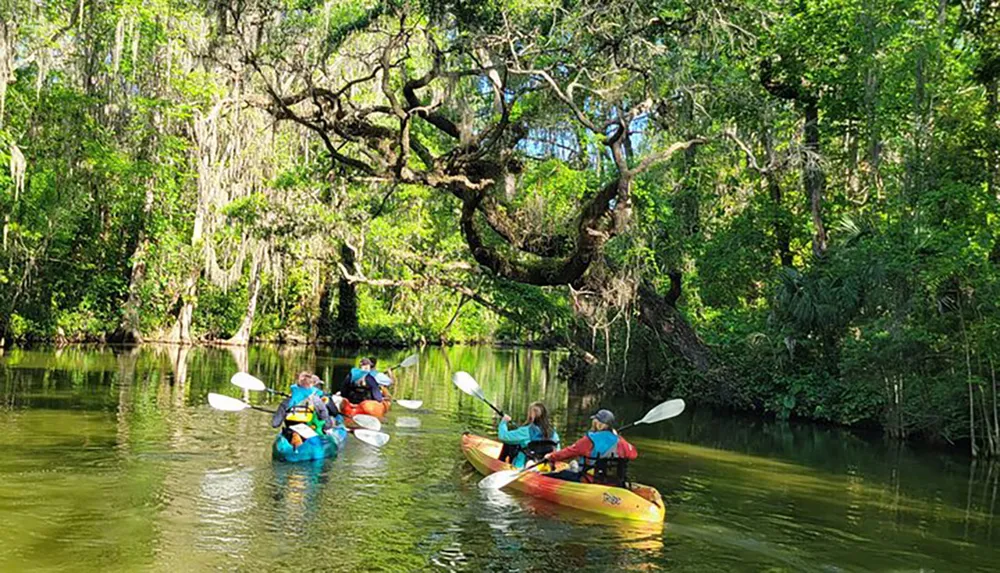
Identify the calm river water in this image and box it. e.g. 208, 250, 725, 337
0, 345, 997, 572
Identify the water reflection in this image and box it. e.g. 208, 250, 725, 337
0, 344, 997, 572
197, 467, 254, 552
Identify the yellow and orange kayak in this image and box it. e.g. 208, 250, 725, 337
461, 433, 666, 523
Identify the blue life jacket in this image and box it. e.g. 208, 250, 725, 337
350, 368, 380, 383
586, 430, 620, 459
289, 384, 321, 406
580, 430, 629, 487
284, 384, 325, 431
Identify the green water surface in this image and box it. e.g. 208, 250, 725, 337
0, 345, 996, 572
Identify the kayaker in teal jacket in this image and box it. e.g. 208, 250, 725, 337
497, 402, 560, 468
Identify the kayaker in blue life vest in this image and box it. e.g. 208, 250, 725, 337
338, 357, 385, 404
543, 408, 638, 487
271, 371, 332, 435
497, 402, 561, 469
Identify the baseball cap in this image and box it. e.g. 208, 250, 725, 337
590, 409, 615, 425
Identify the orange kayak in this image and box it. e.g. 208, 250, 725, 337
461, 433, 666, 523
340, 398, 391, 419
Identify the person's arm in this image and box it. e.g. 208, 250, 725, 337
311, 396, 330, 422
546, 435, 593, 462
497, 419, 531, 444
339, 375, 352, 396
617, 437, 638, 460
271, 398, 291, 428
369, 378, 384, 402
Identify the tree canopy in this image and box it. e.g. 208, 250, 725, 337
2, 0, 1000, 454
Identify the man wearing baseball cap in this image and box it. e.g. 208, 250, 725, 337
542, 408, 638, 487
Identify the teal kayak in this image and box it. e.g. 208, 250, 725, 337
272, 420, 349, 463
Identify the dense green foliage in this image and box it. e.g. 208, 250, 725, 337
1, 0, 999, 453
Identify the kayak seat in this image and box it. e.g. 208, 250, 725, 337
524, 439, 559, 462
588, 458, 630, 488
498, 439, 559, 465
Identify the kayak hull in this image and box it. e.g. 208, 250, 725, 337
461, 433, 666, 523
272, 425, 349, 463
341, 398, 391, 419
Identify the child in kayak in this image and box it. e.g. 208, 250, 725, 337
272, 371, 333, 443
543, 409, 637, 487
497, 402, 561, 468
338, 357, 385, 404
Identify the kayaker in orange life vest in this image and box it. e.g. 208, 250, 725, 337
543, 408, 637, 486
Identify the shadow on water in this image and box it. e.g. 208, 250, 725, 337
0, 344, 998, 572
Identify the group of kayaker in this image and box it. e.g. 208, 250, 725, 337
270, 360, 637, 489
270, 358, 393, 444
496, 403, 637, 487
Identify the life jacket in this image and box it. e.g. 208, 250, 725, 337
283, 385, 324, 433
578, 431, 629, 487
344, 368, 377, 403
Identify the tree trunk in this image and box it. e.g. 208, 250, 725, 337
316, 266, 336, 340
636, 282, 711, 372
224, 252, 262, 346
335, 242, 359, 340
164, 196, 205, 345
988, 78, 999, 200
803, 101, 828, 258
111, 181, 155, 344
764, 126, 793, 267
862, 0, 882, 197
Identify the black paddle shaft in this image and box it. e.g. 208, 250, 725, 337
484, 400, 505, 418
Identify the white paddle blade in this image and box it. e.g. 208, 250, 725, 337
374, 372, 393, 386
395, 416, 422, 428
353, 429, 390, 447
230, 372, 267, 392
395, 399, 423, 410
208, 393, 250, 412
399, 354, 419, 368
479, 469, 523, 490
638, 399, 686, 425
331, 393, 344, 410
351, 414, 382, 432
452, 372, 485, 400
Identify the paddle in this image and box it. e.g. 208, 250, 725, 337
207, 393, 390, 447
372, 374, 423, 409
616, 399, 686, 432
372, 354, 423, 409
451, 371, 504, 417
231, 372, 288, 397
353, 429, 391, 448
229, 373, 383, 432
208, 392, 275, 414
374, 354, 419, 386
478, 398, 687, 490
388, 353, 420, 372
